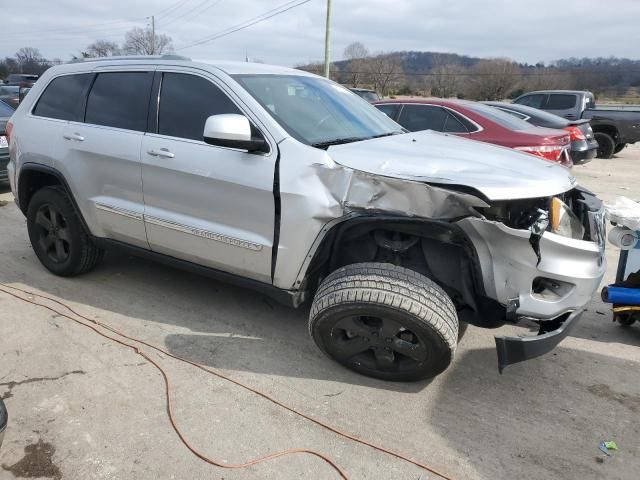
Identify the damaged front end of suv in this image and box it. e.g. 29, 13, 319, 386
462, 186, 606, 371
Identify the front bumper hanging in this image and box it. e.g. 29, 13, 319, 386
494, 309, 583, 373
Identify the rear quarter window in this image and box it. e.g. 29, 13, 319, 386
85, 71, 153, 131
545, 94, 577, 110
32, 74, 94, 121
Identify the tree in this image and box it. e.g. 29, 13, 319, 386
365, 54, 403, 96
14, 47, 48, 74
122, 27, 173, 55
87, 40, 121, 57
465, 59, 521, 100
343, 41, 369, 87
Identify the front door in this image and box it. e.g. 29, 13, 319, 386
140, 70, 276, 283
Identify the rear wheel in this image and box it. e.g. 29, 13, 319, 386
615, 313, 637, 327
27, 186, 103, 276
594, 132, 615, 159
613, 143, 627, 155
309, 263, 458, 381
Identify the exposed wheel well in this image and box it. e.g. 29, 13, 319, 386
301, 216, 505, 328
17, 167, 63, 215
591, 125, 619, 142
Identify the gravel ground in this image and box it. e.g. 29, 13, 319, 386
0, 145, 639, 480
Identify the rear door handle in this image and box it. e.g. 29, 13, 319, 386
63, 133, 85, 141
147, 148, 175, 159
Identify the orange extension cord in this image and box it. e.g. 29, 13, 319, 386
0, 282, 454, 480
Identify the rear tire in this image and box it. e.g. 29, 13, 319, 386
615, 313, 637, 327
309, 263, 458, 381
613, 143, 626, 155
594, 132, 615, 159
27, 186, 103, 276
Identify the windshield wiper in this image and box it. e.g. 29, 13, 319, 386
311, 137, 367, 149
311, 132, 403, 149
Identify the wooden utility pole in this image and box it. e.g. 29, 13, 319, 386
323, 0, 332, 78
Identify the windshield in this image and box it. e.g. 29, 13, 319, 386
465, 102, 537, 131
498, 103, 568, 127
233, 74, 402, 147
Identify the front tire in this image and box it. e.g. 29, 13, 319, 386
27, 186, 103, 276
309, 263, 458, 381
594, 132, 615, 159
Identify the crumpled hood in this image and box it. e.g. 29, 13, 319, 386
327, 130, 577, 201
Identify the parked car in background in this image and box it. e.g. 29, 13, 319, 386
0, 86, 20, 109
513, 90, 640, 158
7, 57, 607, 380
375, 99, 572, 167
4, 73, 38, 87
0, 397, 7, 449
349, 87, 381, 102
483, 101, 598, 164
0, 99, 14, 182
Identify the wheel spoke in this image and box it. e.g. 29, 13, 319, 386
380, 319, 402, 339
334, 336, 371, 357
40, 235, 54, 251
334, 316, 371, 338
392, 338, 427, 362
35, 210, 53, 230
57, 228, 71, 243
55, 239, 66, 259
373, 348, 396, 369
50, 207, 59, 227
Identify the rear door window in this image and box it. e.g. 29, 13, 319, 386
545, 94, 577, 110
85, 72, 153, 131
397, 104, 448, 132
158, 73, 241, 141
375, 104, 400, 120
514, 93, 546, 109
32, 73, 93, 121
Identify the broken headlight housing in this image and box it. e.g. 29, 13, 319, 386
550, 197, 585, 240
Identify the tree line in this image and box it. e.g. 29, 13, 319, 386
297, 42, 640, 101
3, 35, 639, 102
0, 27, 173, 80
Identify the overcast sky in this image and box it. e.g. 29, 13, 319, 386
4, 0, 640, 66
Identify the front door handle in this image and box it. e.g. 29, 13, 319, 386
63, 133, 85, 141
147, 148, 175, 159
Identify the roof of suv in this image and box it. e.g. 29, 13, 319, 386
63, 55, 310, 76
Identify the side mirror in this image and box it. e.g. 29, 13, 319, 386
203, 114, 269, 153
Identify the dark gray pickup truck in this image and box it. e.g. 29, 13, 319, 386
513, 90, 640, 158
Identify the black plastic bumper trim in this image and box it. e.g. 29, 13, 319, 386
495, 309, 583, 373
0, 398, 7, 449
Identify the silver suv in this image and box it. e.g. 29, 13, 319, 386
7, 56, 606, 381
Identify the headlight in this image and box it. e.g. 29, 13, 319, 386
550, 197, 585, 240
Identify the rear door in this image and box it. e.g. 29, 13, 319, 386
396, 104, 448, 132
58, 69, 153, 249
140, 69, 276, 283
543, 93, 579, 120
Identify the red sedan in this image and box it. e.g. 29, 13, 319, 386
374, 99, 573, 167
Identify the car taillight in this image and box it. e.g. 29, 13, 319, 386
563, 126, 586, 141
515, 145, 565, 162
5, 121, 12, 146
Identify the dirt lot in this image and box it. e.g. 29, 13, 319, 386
1, 146, 639, 480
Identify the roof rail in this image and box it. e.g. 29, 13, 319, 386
67, 54, 191, 64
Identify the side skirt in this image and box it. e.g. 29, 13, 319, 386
92, 238, 305, 308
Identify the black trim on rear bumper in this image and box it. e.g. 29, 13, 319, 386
494, 309, 583, 373
571, 147, 597, 165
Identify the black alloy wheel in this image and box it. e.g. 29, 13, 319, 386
33, 203, 72, 264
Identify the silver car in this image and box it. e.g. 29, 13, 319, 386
7, 56, 606, 381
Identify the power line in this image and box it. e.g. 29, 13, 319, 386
162, 0, 214, 28
154, 0, 196, 20
175, 0, 313, 51
333, 70, 640, 77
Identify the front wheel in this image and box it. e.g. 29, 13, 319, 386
594, 132, 615, 159
309, 263, 459, 381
